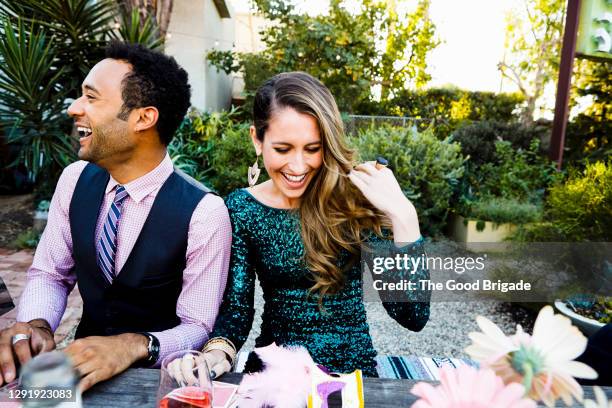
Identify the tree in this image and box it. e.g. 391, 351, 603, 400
565, 59, 611, 164
498, 0, 565, 125
379, 0, 438, 100
206, 0, 438, 113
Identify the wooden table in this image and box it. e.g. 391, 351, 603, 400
83, 368, 611, 407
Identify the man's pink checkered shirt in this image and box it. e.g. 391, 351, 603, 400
17, 154, 232, 365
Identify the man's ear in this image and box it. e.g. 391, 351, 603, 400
133, 106, 159, 133
250, 125, 262, 156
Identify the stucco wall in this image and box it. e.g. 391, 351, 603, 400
165, 0, 234, 111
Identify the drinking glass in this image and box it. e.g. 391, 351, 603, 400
19, 350, 81, 408
157, 350, 213, 408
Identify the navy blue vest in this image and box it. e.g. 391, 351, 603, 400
69, 163, 208, 338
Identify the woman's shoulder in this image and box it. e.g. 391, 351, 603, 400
224, 188, 255, 215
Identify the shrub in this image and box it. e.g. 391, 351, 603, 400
169, 108, 244, 188
0, 18, 76, 188
546, 161, 611, 241
208, 123, 269, 196
457, 138, 558, 220
351, 125, 466, 236
479, 140, 558, 202
467, 197, 542, 225
452, 120, 549, 166
564, 113, 611, 166
168, 107, 267, 197
357, 89, 525, 138
513, 160, 612, 241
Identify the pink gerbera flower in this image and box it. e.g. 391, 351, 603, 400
411, 365, 536, 408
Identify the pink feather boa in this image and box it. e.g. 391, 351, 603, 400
236, 343, 315, 408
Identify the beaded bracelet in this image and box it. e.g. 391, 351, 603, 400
202, 337, 237, 368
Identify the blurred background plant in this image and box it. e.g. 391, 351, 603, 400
0, 18, 75, 196
0, 0, 166, 197
452, 123, 558, 225
351, 124, 465, 236
513, 160, 612, 242
168, 107, 265, 196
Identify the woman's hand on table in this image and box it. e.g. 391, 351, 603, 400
202, 349, 232, 380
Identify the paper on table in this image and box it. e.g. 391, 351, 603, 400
212, 381, 238, 408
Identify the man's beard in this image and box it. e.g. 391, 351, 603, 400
78, 121, 130, 164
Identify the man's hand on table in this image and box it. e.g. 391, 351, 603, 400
0, 319, 56, 385
64, 333, 148, 392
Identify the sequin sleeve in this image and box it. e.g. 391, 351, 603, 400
209, 192, 256, 351
367, 234, 431, 331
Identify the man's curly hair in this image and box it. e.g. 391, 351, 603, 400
104, 41, 191, 145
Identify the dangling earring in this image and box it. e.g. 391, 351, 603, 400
248, 155, 261, 187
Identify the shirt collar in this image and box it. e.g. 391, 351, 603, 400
105, 153, 174, 203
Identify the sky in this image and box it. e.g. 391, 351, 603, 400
228, 0, 521, 93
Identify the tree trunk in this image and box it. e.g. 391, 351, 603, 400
118, 0, 173, 38
156, 0, 173, 39
522, 95, 536, 126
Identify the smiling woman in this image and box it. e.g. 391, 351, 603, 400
198, 72, 429, 382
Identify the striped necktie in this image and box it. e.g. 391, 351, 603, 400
97, 185, 129, 284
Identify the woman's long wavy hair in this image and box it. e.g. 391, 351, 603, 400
253, 72, 390, 298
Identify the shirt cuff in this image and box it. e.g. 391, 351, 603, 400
150, 324, 210, 367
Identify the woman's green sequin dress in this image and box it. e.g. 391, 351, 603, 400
210, 189, 430, 377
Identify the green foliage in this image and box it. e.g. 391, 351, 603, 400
454, 123, 558, 225
351, 125, 465, 236
0, 18, 76, 185
499, 0, 565, 124
514, 161, 612, 241
208, 125, 269, 197
0, 0, 118, 97
169, 109, 240, 184
206, 0, 438, 113
479, 139, 557, 201
565, 60, 611, 166
109, 8, 164, 50
546, 161, 611, 241
360, 88, 524, 138
168, 108, 262, 196
452, 120, 548, 166
11, 228, 41, 250
468, 197, 542, 225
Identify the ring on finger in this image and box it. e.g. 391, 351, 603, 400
12, 333, 30, 345
375, 156, 388, 170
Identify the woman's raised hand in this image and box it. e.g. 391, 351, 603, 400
348, 161, 421, 242
348, 161, 411, 217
